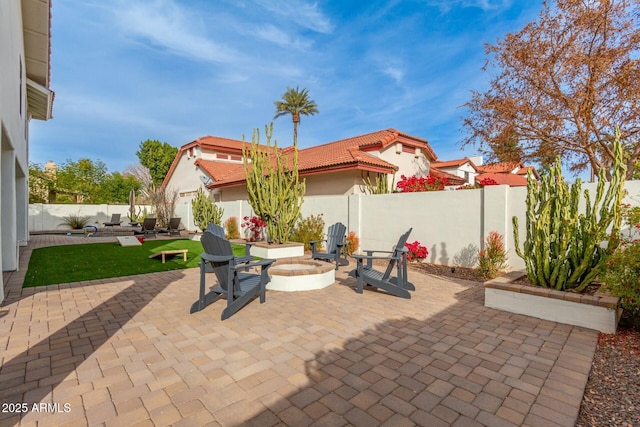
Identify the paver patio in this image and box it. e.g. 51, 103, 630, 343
0, 235, 598, 426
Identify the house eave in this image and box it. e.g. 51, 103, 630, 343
26, 77, 53, 120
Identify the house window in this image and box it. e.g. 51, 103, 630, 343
402, 145, 415, 154
464, 171, 470, 181
19, 58, 23, 117
230, 155, 242, 162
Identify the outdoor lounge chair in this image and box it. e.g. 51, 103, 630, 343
103, 213, 122, 227
190, 232, 275, 320
167, 217, 182, 236
349, 228, 415, 299
206, 223, 254, 264
139, 217, 157, 238
310, 222, 348, 270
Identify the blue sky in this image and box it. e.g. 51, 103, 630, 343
30, 0, 543, 174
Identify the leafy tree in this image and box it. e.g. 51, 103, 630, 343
274, 86, 319, 147
97, 172, 142, 204
55, 158, 109, 203
136, 139, 178, 186
462, 0, 640, 179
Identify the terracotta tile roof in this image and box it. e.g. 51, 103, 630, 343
429, 168, 467, 185
164, 128, 439, 189
476, 172, 528, 187
476, 161, 523, 174
431, 158, 478, 170
194, 160, 244, 182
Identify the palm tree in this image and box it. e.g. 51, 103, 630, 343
273, 86, 319, 147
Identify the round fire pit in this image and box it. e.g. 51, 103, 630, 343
267, 260, 335, 291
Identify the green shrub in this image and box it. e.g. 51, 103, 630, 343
602, 241, 640, 320
225, 216, 240, 239
60, 213, 90, 229
290, 214, 325, 251
478, 231, 508, 279
602, 203, 640, 322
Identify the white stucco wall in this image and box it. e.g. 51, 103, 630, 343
1, 0, 31, 302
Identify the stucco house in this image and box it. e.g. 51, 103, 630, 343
0, 0, 54, 302
163, 128, 453, 203
431, 157, 539, 187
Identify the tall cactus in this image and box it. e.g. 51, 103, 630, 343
513, 129, 626, 291
192, 187, 223, 231
242, 123, 305, 244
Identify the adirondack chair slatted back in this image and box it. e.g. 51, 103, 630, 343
326, 222, 347, 255
382, 228, 412, 279
201, 232, 236, 293
206, 223, 225, 238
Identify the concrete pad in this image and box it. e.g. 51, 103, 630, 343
116, 236, 142, 246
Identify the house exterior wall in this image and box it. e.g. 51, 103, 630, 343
1, 0, 30, 302
437, 163, 478, 185
376, 144, 430, 182
169, 152, 208, 204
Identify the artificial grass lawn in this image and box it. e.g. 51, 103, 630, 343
24, 239, 247, 287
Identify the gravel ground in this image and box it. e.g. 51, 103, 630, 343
411, 263, 640, 427
576, 316, 640, 427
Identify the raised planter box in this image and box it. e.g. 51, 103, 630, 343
484, 271, 622, 334
250, 242, 305, 259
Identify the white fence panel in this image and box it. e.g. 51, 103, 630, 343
28, 180, 640, 271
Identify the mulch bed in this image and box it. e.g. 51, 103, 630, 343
409, 263, 640, 427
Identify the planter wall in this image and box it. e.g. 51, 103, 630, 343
484, 272, 622, 334
250, 242, 305, 259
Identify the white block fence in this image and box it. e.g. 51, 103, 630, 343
29, 180, 640, 271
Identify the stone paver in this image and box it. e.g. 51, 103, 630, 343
0, 235, 598, 426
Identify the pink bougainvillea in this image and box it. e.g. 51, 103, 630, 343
396, 174, 450, 192
405, 241, 429, 262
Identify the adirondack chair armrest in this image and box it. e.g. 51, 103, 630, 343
309, 239, 327, 252
231, 258, 275, 271
240, 241, 255, 256
352, 254, 401, 261
201, 253, 234, 263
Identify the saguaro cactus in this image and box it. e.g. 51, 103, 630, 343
242, 123, 305, 244
192, 187, 223, 231
513, 130, 626, 291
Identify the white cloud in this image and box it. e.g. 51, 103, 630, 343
254, 24, 312, 50
426, 0, 512, 13
114, 0, 240, 63
254, 0, 334, 33
382, 66, 404, 84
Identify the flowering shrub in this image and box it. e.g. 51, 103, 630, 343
241, 215, 266, 242
602, 242, 640, 319
478, 231, 508, 279
396, 174, 449, 192
345, 231, 359, 255
290, 214, 325, 250
602, 203, 640, 321
224, 216, 240, 239
405, 241, 428, 262
456, 177, 500, 190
